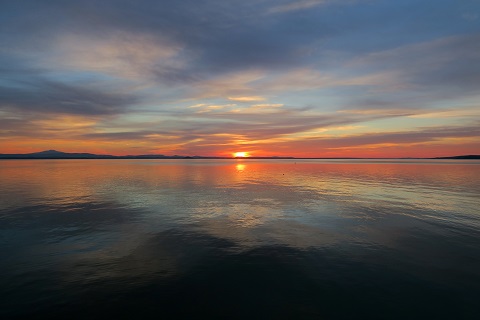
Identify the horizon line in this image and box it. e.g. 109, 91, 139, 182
0, 150, 479, 160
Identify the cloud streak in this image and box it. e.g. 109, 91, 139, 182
268, 0, 328, 14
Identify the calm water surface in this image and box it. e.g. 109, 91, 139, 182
1, 159, 480, 319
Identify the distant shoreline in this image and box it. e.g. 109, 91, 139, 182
0, 150, 479, 160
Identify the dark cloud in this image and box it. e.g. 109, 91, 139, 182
0, 0, 334, 77
368, 34, 480, 93
151, 66, 201, 86
0, 78, 139, 115
338, 33, 480, 111
2, 0, 478, 85
0, 52, 140, 115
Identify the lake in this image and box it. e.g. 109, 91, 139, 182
1, 159, 479, 319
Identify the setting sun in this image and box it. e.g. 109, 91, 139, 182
233, 152, 249, 158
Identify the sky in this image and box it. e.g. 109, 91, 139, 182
1, 0, 479, 157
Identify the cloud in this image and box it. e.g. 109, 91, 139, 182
350, 34, 480, 100
0, 111, 102, 141
407, 107, 480, 119
268, 0, 328, 14
223, 124, 480, 157
227, 96, 266, 102
228, 103, 284, 114
250, 104, 284, 108
51, 32, 186, 83
192, 104, 237, 113
324, 125, 480, 148
190, 69, 266, 99
0, 78, 139, 116
187, 67, 400, 103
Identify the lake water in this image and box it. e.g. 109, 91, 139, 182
1, 159, 480, 319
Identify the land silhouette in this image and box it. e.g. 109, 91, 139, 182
0, 150, 478, 160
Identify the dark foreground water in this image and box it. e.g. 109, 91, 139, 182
1, 159, 480, 319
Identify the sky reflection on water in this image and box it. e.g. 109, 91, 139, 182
1, 159, 480, 318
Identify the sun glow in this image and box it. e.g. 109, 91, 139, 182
233, 152, 249, 158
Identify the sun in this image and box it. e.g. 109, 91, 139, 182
233, 152, 249, 158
